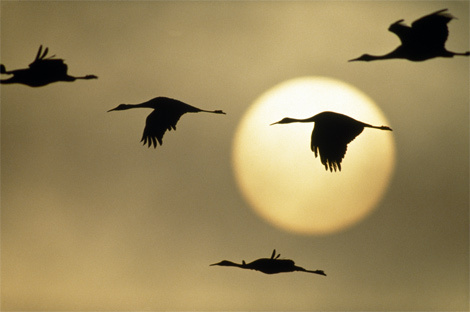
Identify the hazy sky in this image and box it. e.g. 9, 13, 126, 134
1, 1, 468, 311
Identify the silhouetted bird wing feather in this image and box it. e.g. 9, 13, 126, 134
140, 98, 206, 148
141, 108, 184, 148
311, 119, 364, 172
28, 46, 68, 76
411, 9, 453, 48
389, 9, 452, 49
388, 19, 413, 45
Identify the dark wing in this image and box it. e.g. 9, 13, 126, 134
28, 46, 68, 75
388, 9, 452, 48
388, 19, 413, 45
411, 9, 453, 48
310, 117, 364, 172
270, 249, 276, 259
31, 45, 49, 64
140, 107, 186, 148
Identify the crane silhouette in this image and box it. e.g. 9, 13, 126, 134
108, 96, 226, 148
349, 9, 470, 62
0, 45, 97, 87
270, 111, 392, 172
210, 249, 326, 276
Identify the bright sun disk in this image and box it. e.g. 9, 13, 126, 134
232, 76, 396, 235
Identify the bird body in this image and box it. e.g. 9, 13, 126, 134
0, 45, 97, 86
108, 96, 225, 148
349, 9, 470, 62
271, 111, 392, 172
211, 249, 326, 276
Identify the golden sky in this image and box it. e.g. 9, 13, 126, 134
1, 1, 468, 311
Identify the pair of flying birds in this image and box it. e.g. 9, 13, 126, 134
2, 8, 467, 86
2, 9, 468, 173
108, 97, 390, 172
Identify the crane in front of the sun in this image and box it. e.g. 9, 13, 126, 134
270, 111, 392, 172
349, 8, 470, 62
108, 96, 226, 148
0, 45, 98, 87
210, 249, 326, 276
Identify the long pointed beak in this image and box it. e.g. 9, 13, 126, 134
270, 121, 280, 126
107, 107, 117, 112
348, 57, 360, 62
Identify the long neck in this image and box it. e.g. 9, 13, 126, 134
303, 269, 327, 276
283, 116, 317, 124
293, 265, 326, 275
197, 109, 225, 114
354, 47, 404, 62
363, 124, 392, 131
65, 74, 97, 81
231, 261, 246, 268
447, 50, 470, 57
122, 101, 157, 110
220, 261, 246, 269
366, 48, 404, 61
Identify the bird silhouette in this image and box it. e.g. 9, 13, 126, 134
108, 96, 226, 148
210, 249, 326, 276
349, 9, 470, 62
270, 111, 392, 172
0, 45, 97, 87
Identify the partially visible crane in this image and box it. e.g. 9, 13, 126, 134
1, 45, 97, 86
349, 9, 470, 62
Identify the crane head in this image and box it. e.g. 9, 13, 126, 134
380, 125, 393, 131
314, 270, 327, 276
210, 260, 244, 268
107, 104, 130, 112
270, 117, 293, 125
210, 260, 232, 267
348, 54, 375, 62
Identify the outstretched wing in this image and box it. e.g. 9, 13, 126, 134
388, 19, 413, 45
388, 9, 452, 48
310, 117, 364, 172
28, 45, 68, 75
140, 106, 186, 148
411, 9, 453, 48
270, 249, 281, 259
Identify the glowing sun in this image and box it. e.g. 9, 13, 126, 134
232, 77, 396, 235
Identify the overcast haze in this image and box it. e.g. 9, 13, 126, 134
1, 1, 469, 311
